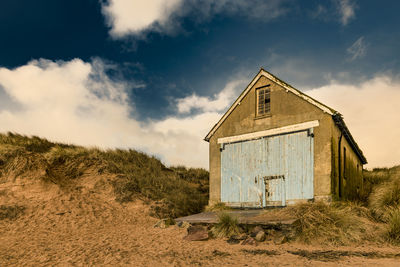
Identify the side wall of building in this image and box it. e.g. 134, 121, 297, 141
209, 75, 333, 205
330, 124, 363, 200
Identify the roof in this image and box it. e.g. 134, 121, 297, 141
333, 113, 367, 164
204, 68, 367, 164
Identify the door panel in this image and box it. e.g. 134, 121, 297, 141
221, 139, 264, 207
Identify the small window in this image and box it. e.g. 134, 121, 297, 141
256, 86, 270, 116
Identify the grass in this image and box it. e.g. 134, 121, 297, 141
359, 168, 393, 203
387, 209, 400, 244
286, 201, 381, 245
211, 212, 241, 238
0, 132, 74, 153
0, 132, 209, 219
284, 167, 400, 245
368, 167, 400, 222
3, 132, 400, 246
205, 202, 232, 212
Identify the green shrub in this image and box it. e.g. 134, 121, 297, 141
211, 212, 241, 238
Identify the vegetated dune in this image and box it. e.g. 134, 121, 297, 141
0, 132, 400, 266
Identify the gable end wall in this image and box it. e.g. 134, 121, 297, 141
209, 75, 334, 204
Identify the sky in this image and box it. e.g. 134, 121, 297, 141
0, 0, 399, 169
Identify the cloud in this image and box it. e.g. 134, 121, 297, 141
177, 79, 246, 114
101, 0, 184, 37
310, 5, 328, 20
101, 0, 290, 38
347, 36, 366, 61
335, 0, 356, 25
0, 58, 227, 168
307, 75, 400, 168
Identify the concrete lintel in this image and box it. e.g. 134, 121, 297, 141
217, 120, 319, 144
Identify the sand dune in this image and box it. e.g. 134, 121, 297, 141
1, 171, 399, 266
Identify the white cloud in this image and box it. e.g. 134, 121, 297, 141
177, 79, 246, 114
0, 58, 232, 168
102, 0, 183, 37
307, 75, 400, 168
347, 36, 366, 61
101, 0, 290, 38
336, 0, 356, 25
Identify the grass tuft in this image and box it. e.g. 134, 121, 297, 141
287, 202, 380, 245
369, 171, 400, 222
211, 212, 241, 238
205, 202, 231, 212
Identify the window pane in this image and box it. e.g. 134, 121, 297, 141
257, 88, 271, 116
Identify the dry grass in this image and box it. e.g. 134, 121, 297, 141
3, 132, 400, 247
205, 202, 232, 212
0, 132, 209, 219
359, 168, 393, 203
286, 202, 383, 245
368, 168, 400, 222
211, 212, 241, 238
387, 209, 400, 244
285, 167, 400, 245
0, 132, 74, 153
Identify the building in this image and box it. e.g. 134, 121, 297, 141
204, 68, 367, 207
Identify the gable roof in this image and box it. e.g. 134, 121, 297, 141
204, 68, 336, 141
204, 68, 367, 164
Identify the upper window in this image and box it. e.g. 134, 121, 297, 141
256, 86, 271, 116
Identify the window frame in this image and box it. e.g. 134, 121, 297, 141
255, 84, 271, 118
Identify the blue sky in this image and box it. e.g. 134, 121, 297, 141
0, 0, 399, 168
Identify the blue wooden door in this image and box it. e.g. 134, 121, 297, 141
220, 130, 314, 207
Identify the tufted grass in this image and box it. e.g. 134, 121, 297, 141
211, 212, 241, 238
0, 132, 209, 219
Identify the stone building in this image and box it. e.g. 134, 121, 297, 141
204, 69, 367, 207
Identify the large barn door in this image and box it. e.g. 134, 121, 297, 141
220, 129, 314, 208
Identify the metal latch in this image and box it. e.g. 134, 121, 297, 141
263, 175, 285, 183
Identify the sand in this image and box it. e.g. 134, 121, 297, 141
1, 174, 399, 266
